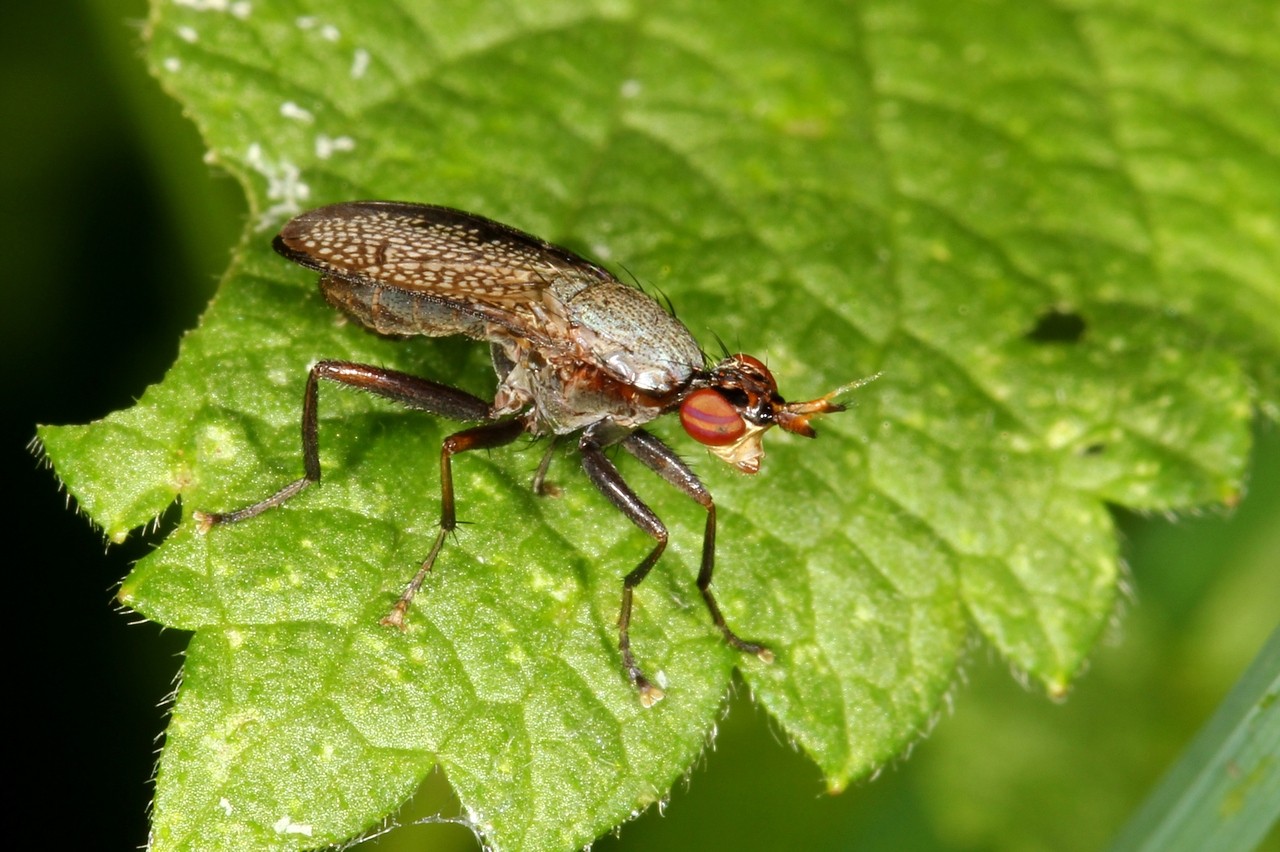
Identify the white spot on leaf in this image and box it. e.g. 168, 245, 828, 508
172, 0, 249, 14
173, 0, 229, 10
245, 143, 310, 230
314, 134, 356, 159
279, 101, 315, 124
272, 816, 313, 837
351, 47, 370, 79
294, 15, 338, 40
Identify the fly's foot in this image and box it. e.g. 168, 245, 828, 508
636, 677, 665, 708
621, 635, 665, 707
380, 601, 411, 631
721, 628, 774, 664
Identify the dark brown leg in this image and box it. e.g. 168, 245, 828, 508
579, 431, 669, 706
580, 427, 773, 706
195, 360, 492, 531
196, 359, 528, 629
621, 431, 772, 663
381, 417, 527, 629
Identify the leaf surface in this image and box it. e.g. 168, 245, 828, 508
38, 0, 1277, 849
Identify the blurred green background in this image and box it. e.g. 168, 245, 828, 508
7, 2, 1275, 850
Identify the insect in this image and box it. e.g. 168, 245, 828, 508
196, 201, 863, 706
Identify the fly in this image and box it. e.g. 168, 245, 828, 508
195, 201, 868, 706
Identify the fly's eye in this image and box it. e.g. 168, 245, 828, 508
680, 388, 747, 446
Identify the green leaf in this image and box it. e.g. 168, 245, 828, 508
36, 1, 1277, 850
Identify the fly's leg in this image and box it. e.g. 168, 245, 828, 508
530, 434, 563, 497
194, 360, 493, 532
579, 431, 670, 707
381, 417, 527, 629
196, 360, 526, 628
621, 431, 773, 663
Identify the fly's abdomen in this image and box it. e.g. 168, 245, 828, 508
321, 275, 486, 339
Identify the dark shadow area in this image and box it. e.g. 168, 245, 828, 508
4, 3, 240, 847
1026, 307, 1087, 344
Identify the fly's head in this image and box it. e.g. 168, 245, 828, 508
678, 354, 871, 474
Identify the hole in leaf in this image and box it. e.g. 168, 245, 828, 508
1027, 308, 1086, 343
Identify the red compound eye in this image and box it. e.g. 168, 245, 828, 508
680, 388, 746, 446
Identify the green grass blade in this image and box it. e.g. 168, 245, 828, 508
1110, 627, 1280, 852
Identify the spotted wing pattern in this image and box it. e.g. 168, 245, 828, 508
274, 201, 615, 347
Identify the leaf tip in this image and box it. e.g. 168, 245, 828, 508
116, 580, 139, 609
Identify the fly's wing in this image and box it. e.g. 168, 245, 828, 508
273, 201, 615, 349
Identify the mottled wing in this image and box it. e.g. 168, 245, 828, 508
273, 201, 615, 347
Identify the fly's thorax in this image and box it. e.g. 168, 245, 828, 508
554, 276, 704, 394
504, 350, 673, 436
